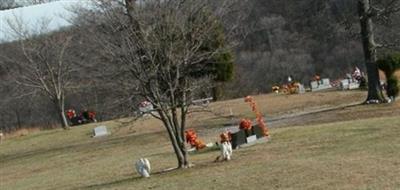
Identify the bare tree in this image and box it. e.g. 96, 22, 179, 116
2, 19, 78, 129
74, 0, 241, 168
357, 0, 400, 102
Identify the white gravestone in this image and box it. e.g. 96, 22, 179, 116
135, 158, 151, 177
220, 142, 233, 161
93, 126, 108, 137
139, 101, 154, 114
298, 84, 306, 94
348, 82, 360, 90
340, 79, 349, 90
311, 78, 332, 91
310, 81, 319, 90
246, 135, 257, 144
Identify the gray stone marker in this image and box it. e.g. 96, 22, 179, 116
340, 79, 360, 90
348, 82, 360, 90
311, 78, 332, 92
246, 135, 257, 143
340, 79, 349, 90
93, 126, 109, 137
298, 84, 306, 94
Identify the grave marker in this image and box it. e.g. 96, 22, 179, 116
246, 135, 257, 143
93, 126, 109, 137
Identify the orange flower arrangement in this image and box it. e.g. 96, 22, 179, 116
244, 96, 269, 137
239, 119, 252, 131
185, 129, 206, 150
220, 131, 232, 143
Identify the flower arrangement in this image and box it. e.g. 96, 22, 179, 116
220, 131, 232, 143
244, 96, 269, 137
239, 119, 252, 131
185, 129, 206, 150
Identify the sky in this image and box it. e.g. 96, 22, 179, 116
0, 0, 83, 42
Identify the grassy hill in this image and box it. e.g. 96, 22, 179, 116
0, 91, 399, 190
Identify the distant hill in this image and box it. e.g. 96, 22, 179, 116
0, 0, 81, 42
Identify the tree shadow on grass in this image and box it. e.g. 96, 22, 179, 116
79, 168, 181, 190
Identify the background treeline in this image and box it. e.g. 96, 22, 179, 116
0, 0, 399, 132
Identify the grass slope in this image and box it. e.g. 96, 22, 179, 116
0, 91, 399, 190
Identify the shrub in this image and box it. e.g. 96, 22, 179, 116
378, 53, 400, 99
387, 77, 399, 98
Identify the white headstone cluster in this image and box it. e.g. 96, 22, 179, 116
311, 78, 333, 92
135, 158, 151, 178
340, 79, 360, 90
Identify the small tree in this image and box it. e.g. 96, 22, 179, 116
2, 19, 77, 129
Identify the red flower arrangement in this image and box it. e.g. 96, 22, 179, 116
185, 129, 206, 150
220, 131, 232, 143
239, 119, 252, 131
244, 96, 270, 137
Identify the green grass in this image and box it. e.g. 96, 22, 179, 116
1, 115, 399, 190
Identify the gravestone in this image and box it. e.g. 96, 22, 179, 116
246, 135, 257, 144
340, 79, 350, 90
139, 101, 154, 114
310, 81, 318, 90
311, 78, 332, 91
231, 130, 246, 149
93, 126, 108, 137
251, 125, 264, 138
321, 78, 330, 85
349, 82, 360, 90
298, 84, 306, 94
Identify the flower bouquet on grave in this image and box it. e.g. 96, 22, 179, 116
185, 129, 206, 150
239, 118, 253, 137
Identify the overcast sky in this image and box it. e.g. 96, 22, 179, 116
0, 0, 82, 42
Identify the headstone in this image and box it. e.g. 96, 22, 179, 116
298, 84, 306, 94
139, 101, 153, 114
340, 79, 349, 90
310, 81, 318, 90
135, 158, 151, 178
231, 130, 246, 149
321, 78, 330, 85
93, 126, 108, 137
312, 78, 332, 91
246, 135, 257, 144
349, 82, 360, 90
251, 125, 264, 138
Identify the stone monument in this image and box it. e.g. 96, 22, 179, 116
135, 158, 151, 178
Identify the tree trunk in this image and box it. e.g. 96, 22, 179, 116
212, 84, 223, 101
54, 98, 69, 129
14, 109, 22, 129
159, 110, 189, 169
358, 0, 385, 102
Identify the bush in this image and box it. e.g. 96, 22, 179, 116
387, 77, 399, 98
378, 53, 400, 100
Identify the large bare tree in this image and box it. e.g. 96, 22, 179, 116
357, 0, 400, 102
74, 0, 241, 168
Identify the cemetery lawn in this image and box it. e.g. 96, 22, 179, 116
1, 91, 400, 190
